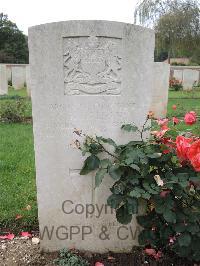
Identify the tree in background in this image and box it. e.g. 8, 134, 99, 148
134, 0, 200, 64
0, 13, 28, 63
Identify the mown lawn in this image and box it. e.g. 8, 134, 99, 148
167, 90, 200, 135
0, 89, 199, 232
0, 88, 37, 232
0, 123, 37, 232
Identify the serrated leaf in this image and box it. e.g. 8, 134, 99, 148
100, 159, 111, 168
95, 168, 107, 187
80, 155, 100, 175
126, 198, 138, 214
97, 136, 117, 147
130, 190, 141, 198
142, 192, 151, 199
107, 194, 123, 209
108, 165, 123, 180
116, 205, 132, 224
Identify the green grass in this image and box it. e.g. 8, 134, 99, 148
8, 86, 28, 98
169, 89, 200, 99
167, 95, 200, 136
0, 123, 37, 232
0, 90, 199, 232
0, 87, 32, 118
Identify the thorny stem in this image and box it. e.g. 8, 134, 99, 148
139, 117, 150, 142
98, 143, 119, 161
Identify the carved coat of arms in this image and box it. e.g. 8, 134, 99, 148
63, 36, 122, 95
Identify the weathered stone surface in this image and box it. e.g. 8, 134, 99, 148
183, 69, 200, 90
11, 66, 26, 90
0, 64, 8, 95
151, 62, 170, 118
29, 20, 155, 252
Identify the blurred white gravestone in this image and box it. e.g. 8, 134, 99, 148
183, 69, 200, 90
0, 64, 8, 95
173, 69, 183, 81
151, 62, 170, 118
12, 65, 26, 90
6, 65, 12, 83
29, 20, 155, 252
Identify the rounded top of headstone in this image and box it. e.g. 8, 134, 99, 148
28, 20, 154, 35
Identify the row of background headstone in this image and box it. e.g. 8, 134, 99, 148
171, 66, 200, 90
0, 63, 199, 118
0, 64, 31, 96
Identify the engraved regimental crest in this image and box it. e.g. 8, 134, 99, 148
63, 36, 122, 95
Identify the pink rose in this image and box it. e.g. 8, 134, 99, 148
176, 136, 193, 162
157, 118, 169, 127
184, 111, 197, 125
160, 190, 171, 198
188, 140, 200, 172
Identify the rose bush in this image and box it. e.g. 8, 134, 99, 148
77, 109, 200, 262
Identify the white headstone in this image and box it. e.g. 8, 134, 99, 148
183, 69, 199, 90
151, 62, 170, 118
0, 64, 8, 95
29, 20, 155, 252
26, 65, 31, 97
12, 66, 26, 90
173, 69, 183, 81
6, 65, 12, 83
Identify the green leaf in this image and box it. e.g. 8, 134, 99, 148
178, 233, 192, 247
189, 176, 200, 182
96, 136, 117, 147
177, 173, 189, 181
100, 159, 111, 168
107, 194, 123, 209
142, 192, 151, 199
116, 205, 132, 224
174, 224, 186, 233
130, 190, 141, 198
112, 183, 125, 195
186, 224, 199, 234
89, 143, 102, 155
108, 165, 123, 180
147, 153, 162, 159
80, 155, 100, 175
163, 209, 176, 223
95, 168, 107, 187
179, 181, 189, 188
143, 126, 151, 132
130, 164, 140, 172
121, 124, 138, 132
129, 177, 139, 185
126, 198, 138, 214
